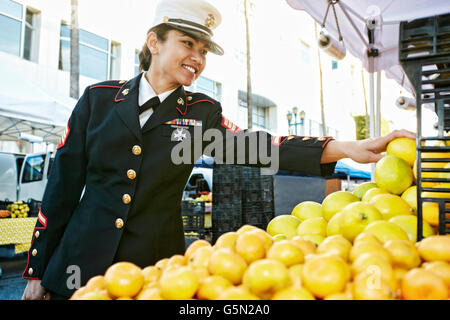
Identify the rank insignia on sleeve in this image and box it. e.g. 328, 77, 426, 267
272, 136, 283, 146
221, 116, 241, 133
56, 120, 70, 150
38, 208, 47, 228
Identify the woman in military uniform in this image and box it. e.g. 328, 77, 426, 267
22, 0, 414, 300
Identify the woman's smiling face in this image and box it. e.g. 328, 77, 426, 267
149, 29, 209, 89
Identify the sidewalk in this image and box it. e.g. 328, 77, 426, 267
0, 255, 28, 300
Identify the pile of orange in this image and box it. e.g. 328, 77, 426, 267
71, 225, 450, 300
70, 138, 449, 300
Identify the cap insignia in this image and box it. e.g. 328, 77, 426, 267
205, 14, 215, 28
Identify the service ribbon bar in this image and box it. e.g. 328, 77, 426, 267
165, 119, 203, 126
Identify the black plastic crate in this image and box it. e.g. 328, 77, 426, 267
399, 13, 450, 130
0, 200, 13, 211
243, 211, 274, 229
243, 201, 274, 214
181, 200, 205, 232
242, 189, 274, 202
242, 176, 274, 191
213, 183, 237, 195
26, 199, 41, 217
399, 12, 450, 239
212, 205, 242, 232
242, 166, 260, 179
213, 193, 241, 205
213, 173, 240, 184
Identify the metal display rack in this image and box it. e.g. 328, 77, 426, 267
399, 13, 450, 240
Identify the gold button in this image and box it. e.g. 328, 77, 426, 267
119, 80, 126, 84
287, 135, 295, 140
35, 231, 40, 238
115, 218, 124, 229
177, 97, 184, 105
127, 169, 136, 180
122, 194, 131, 204
32, 249, 37, 256
28, 268, 33, 276
187, 96, 193, 101
317, 137, 326, 141
122, 89, 129, 96
132, 145, 141, 156
302, 137, 310, 141
163, 16, 169, 23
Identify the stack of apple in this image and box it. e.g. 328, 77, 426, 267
70, 224, 450, 300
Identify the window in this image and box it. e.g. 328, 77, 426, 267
252, 106, 266, 128
134, 50, 140, 76
23, 8, 39, 61
327, 127, 338, 139
0, 0, 39, 61
109, 41, 121, 79
47, 157, 54, 178
309, 119, 323, 137
332, 60, 338, 70
186, 76, 222, 101
299, 39, 310, 64
186, 174, 210, 193
59, 23, 121, 81
22, 154, 45, 183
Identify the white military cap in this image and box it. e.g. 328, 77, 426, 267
151, 0, 224, 55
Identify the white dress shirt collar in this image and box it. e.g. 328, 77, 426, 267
138, 72, 176, 106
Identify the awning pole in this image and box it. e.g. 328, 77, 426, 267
376, 71, 382, 137
369, 57, 376, 181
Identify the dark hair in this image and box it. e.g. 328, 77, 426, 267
138, 24, 175, 72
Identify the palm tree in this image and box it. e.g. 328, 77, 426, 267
70, 0, 80, 99
244, 0, 252, 129
314, 22, 326, 136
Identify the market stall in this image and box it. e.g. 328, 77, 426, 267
0, 217, 37, 255
0, 59, 76, 144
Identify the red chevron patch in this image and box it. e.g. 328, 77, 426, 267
221, 116, 241, 133
57, 120, 70, 150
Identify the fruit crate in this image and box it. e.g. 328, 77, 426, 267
211, 203, 243, 243
213, 183, 238, 195
242, 189, 271, 202
0, 199, 40, 218
181, 200, 205, 232
242, 210, 274, 230
242, 166, 261, 179
399, 13, 450, 239
213, 192, 241, 205
212, 172, 241, 184
0, 200, 13, 211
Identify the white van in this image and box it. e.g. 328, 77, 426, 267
0, 151, 53, 202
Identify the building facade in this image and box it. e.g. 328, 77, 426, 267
1, 0, 417, 155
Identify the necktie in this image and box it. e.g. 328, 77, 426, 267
139, 96, 160, 115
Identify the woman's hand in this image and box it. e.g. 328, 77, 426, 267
21, 279, 50, 300
321, 129, 416, 164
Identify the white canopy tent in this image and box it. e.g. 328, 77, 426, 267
286, 0, 450, 177
0, 62, 76, 145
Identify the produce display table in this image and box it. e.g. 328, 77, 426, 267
0, 218, 37, 254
